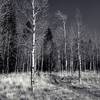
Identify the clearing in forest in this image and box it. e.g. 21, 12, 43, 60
0, 72, 100, 100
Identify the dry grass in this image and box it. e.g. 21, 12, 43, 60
0, 71, 100, 100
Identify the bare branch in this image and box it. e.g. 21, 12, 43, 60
56, 10, 67, 22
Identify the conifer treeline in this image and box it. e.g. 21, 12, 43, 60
0, 0, 100, 74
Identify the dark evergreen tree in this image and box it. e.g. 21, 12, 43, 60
37, 28, 56, 72
0, 0, 17, 73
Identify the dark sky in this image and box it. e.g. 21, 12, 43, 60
49, 0, 100, 32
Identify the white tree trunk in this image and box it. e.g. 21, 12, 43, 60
7, 33, 10, 74
63, 21, 67, 71
32, 0, 36, 71
70, 45, 73, 75
93, 55, 95, 73
41, 47, 44, 72
57, 50, 61, 75
78, 31, 82, 83
31, 0, 36, 87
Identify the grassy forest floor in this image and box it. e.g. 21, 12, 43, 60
0, 71, 100, 100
